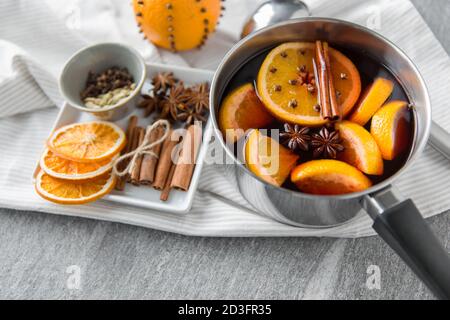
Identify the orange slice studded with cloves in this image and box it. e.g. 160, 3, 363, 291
257, 42, 361, 126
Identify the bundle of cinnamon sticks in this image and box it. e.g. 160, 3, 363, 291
115, 115, 202, 201
313, 41, 341, 121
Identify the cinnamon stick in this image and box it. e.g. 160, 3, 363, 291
139, 125, 165, 185
315, 40, 332, 120
160, 163, 176, 201
130, 126, 145, 185
125, 126, 141, 183
152, 129, 180, 190
312, 58, 322, 109
158, 130, 184, 201
126, 116, 139, 141
323, 42, 340, 120
115, 116, 138, 191
170, 124, 202, 191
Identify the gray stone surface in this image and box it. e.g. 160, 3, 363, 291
0, 0, 449, 300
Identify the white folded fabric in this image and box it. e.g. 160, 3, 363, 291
0, 0, 449, 237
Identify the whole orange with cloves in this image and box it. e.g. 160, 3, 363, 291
133, 0, 224, 52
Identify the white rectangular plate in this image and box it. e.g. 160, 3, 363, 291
33, 63, 215, 214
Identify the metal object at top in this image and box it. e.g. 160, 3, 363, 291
241, 0, 311, 38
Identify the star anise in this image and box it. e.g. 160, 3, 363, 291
311, 127, 344, 159
176, 104, 207, 126
151, 72, 177, 94
280, 123, 310, 151
187, 82, 210, 113
137, 94, 162, 117
296, 65, 315, 90
159, 83, 191, 121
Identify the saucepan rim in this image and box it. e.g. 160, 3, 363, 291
210, 17, 431, 201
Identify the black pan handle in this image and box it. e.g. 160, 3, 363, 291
370, 199, 450, 299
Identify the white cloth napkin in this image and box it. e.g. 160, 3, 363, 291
0, 0, 449, 238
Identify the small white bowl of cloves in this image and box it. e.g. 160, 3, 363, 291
59, 42, 147, 121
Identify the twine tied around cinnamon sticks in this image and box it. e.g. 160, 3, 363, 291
112, 119, 170, 178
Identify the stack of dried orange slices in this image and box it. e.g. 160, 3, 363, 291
35, 121, 126, 205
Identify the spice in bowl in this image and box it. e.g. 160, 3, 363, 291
80, 67, 136, 109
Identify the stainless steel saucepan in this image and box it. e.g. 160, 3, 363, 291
210, 18, 450, 299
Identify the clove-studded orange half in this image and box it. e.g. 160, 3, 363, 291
133, 0, 224, 51
257, 42, 361, 126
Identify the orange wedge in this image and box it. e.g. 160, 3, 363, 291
336, 121, 384, 175
291, 159, 372, 195
245, 129, 299, 187
40, 148, 116, 181
349, 77, 394, 126
370, 100, 412, 160
219, 83, 274, 142
257, 42, 361, 126
35, 170, 116, 205
47, 121, 126, 163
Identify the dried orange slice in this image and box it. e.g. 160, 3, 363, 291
370, 100, 412, 160
40, 148, 116, 181
257, 42, 361, 126
291, 160, 372, 195
47, 121, 126, 163
35, 170, 116, 205
245, 129, 299, 187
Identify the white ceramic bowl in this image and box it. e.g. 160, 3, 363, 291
59, 43, 146, 121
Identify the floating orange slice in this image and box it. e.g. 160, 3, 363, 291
349, 77, 394, 126
47, 121, 126, 163
370, 100, 412, 160
291, 160, 372, 195
245, 129, 299, 187
336, 121, 384, 175
257, 42, 361, 126
40, 148, 116, 181
35, 170, 116, 205
219, 83, 274, 142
